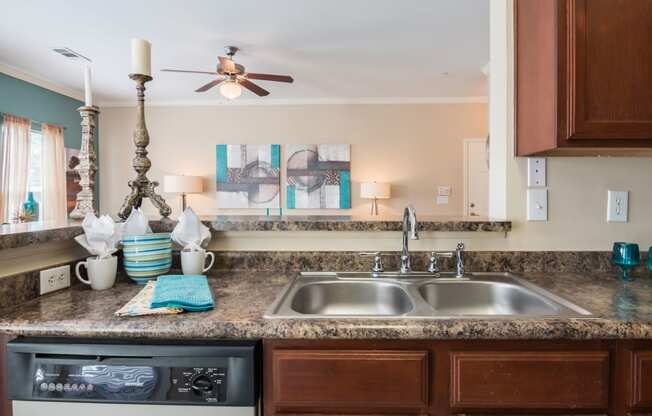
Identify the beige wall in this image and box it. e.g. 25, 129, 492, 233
100, 103, 652, 252
99, 103, 488, 218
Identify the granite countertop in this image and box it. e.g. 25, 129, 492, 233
208, 215, 512, 232
0, 216, 511, 250
0, 271, 651, 340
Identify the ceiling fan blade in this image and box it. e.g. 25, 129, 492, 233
218, 56, 237, 73
195, 78, 224, 92
239, 79, 270, 96
161, 69, 219, 75
245, 73, 294, 83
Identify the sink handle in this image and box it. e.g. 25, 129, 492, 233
359, 252, 384, 273
455, 242, 465, 278
427, 251, 454, 274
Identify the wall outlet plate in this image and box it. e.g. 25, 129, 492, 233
527, 188, 548, 221
39, 265, 71, 295
527, 158, 546, 187
607, 190, 629, 223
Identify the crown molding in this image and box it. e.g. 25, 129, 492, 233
100, 96, 489, 108
0, 61, 84, 101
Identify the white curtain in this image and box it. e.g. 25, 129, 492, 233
41, 123, 67, 222
0, 114, 31, 222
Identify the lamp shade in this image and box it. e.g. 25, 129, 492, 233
163, 175, 203, 194
360, 182, 391, 199
220, 81, 242, 99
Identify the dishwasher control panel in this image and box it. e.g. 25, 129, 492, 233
168, 367, 227, 403
8, 339, 258, 407
29, 364, 227, 404
31, 363, 158, 401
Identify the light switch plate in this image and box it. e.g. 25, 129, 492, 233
438, 186, 450, 196
607, 190, 629, 222
436, 195, 449, 205
527, 158, 546, 187
527, 188, 548, 221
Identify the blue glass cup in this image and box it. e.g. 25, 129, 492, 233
648, 246, 652, 273
612, 242, 640, 281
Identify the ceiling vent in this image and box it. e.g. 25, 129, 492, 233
51, 47, 91, 62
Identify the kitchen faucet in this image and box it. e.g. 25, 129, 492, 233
400, 205, 419, 273
427, 242, 466, 277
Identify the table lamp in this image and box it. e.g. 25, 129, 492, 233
360, 182, 391, 216
163, 175, 203, 212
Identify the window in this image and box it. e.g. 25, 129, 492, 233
26, 129, 42, 220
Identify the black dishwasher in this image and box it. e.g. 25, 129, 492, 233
7, 337, 260, 416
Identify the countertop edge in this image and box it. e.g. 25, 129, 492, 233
1, 318, 651, 341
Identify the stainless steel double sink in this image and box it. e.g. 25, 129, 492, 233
264, 272, 592, 319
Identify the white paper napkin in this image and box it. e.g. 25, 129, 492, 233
171, 207, 211, 251
120, 208, 152, 235
74, 213, 120, 259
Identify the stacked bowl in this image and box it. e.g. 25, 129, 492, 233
122, 233, 172, 284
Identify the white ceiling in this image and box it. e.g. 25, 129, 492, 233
0, 0, 489, 105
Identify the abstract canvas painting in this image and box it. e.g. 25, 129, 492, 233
286, 144, 351, 209
216, 144, 281, 208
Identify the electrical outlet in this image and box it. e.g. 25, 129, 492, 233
607, 190, 629, 223
39, 265, 71, 295
527, 158, 546, 187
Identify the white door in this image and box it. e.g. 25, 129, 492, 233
463, 138, 489, 217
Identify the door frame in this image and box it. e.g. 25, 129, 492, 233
463, 138, 489, 217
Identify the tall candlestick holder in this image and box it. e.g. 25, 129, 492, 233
69, 105, 99, 219
117, 73, 171, 220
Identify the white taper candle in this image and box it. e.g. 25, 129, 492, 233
83, 66, 92, 106
130, 39, 151, 76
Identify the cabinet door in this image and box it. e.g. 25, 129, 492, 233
563, 0, 652, 142
270, 349, 429, 414
630, 351, 652, 410
450, 351, 610, 412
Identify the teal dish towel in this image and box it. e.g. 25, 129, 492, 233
151, 275, 214, 312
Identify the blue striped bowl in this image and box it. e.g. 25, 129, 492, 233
122, 233, 172, 284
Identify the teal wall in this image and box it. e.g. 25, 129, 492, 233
0, 71, 99, 202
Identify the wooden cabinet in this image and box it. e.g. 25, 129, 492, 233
263, 339, 621, 416
618, 343, 652, 414
450, 351, 610, 412
270, 349, 428, 414
630, 351, 652, 409
515, 0, 652, 156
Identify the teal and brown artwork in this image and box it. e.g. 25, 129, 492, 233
286, 144, 351, 209
216, 144, 281, 208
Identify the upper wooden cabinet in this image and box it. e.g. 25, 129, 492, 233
515, 0, 652, 156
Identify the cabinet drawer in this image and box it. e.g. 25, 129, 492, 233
272, 349, 428, 412
450, 351, 610, 411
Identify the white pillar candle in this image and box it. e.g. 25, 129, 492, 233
131, 39, 151, 76
83, 66, 92, 106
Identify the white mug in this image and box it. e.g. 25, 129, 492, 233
181, 249, 215, 275
75, 256, 118, 291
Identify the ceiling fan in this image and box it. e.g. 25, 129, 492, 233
161, 46, 294, 99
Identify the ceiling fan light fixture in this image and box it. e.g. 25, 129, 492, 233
219, 80, 242, 100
